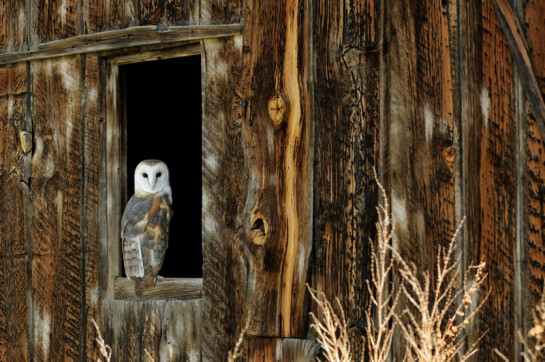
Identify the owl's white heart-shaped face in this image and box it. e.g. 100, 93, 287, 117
134, 160, 172, 202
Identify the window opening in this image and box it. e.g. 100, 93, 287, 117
120, 55, 202, 278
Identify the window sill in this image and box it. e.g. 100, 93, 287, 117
114, 277, 202, 301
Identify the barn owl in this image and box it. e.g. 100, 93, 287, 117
121, 159, 173, 296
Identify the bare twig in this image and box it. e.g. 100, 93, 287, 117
227, 317, 251, 362
364, 169, 398, 362
308, 286, 352, 362
91, 318, 112, 362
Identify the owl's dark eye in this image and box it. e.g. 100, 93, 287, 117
156, 172, 162, 178
143, 173, 148, 178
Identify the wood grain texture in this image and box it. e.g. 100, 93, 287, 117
102, 299, 140, 361
102, 298, 202, 361
82, 0, 137, 35
201, 0, 242, 25
312, 0, 380, 359
0, 24, 242, 66
247, 337, 319, 361
161, 299, 202, 361
140, 0, 199, 26
521, 0, 545, 347
385, 0, 460, 358
240, 0, 313, 338
114, 277, 203, 300
0, 63, 29, 362
492, 0, 545, 138
461, 0, 518, 359
81, 54, 103, 361
201, 36, 246, 361
31, 0, 80, 45
30, 56, 85, 361
0, 0, 28, 52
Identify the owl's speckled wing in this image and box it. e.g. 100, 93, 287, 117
121, 194, 173, 282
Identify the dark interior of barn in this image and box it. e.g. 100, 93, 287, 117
121, 55, 203, 278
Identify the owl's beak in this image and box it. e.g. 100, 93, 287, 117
148, 174, 157, 187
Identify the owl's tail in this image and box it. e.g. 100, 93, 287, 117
134, 275, 157, 297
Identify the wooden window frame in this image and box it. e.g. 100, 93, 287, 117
105, 42, 203, 300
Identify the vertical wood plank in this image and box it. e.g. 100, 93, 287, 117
312, 0, 380, 359
521, 0, 545, 345
385, 0, 460, 358
31, 0, 80, 44
141, 301, 166, 361
102, 299, 202, 360
140, 0, 200, 26
248, 337, 318, 361
160, 299, 202, 361
0, 0, 28, 52
461, 0, 518, 359
102, 299, 140, 361
240, 0, 313, 338
30, 56, 85, 361
201, 35, 246, 361
201, 0, 242, 25
83, 0, 137, 35
82, 54, 103, 361
0, 63, 29, 362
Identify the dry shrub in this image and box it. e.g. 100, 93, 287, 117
392, 219, 488, 361
309, 174, 488, 362
522, 290, 545, 361
364, 172, 398, 362
308, 287, 352, 362
496, 285, 545, 362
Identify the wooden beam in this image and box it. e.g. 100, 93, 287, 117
114, 277, 202, 300
0, 24, 242, 65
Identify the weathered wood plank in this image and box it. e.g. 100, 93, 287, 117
201, 35, 246, 361
140, 0, 199, 26
247, 337, 319, 361
114, 277, 203, 300
385, 0, 460, 358
312, 0, 380, 359
30, 56, 85, 361
240, 0, 313, 338
520, 0, 545, 347
104, 60, 121, 300
201, 0, 242, 25
102, 298, 202, 361
102, 299, 140, 361
141, 301, 166, 361
160, 299, 202, 361
82, 54, 103, 361
0, 0, 28, 52
492, 0, 545, 138
461, 0, 518, 359
0, 63, 29, 362
0, 24, 243, 66
83, 0, 137, 35
31, 0, 80, 45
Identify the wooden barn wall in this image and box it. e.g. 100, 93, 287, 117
0, 0, 544, 361
312, 0, 380, 360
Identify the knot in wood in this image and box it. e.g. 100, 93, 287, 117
443, 146, 455, 163
268, 94, 287, 128
249, 217, 268, 246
